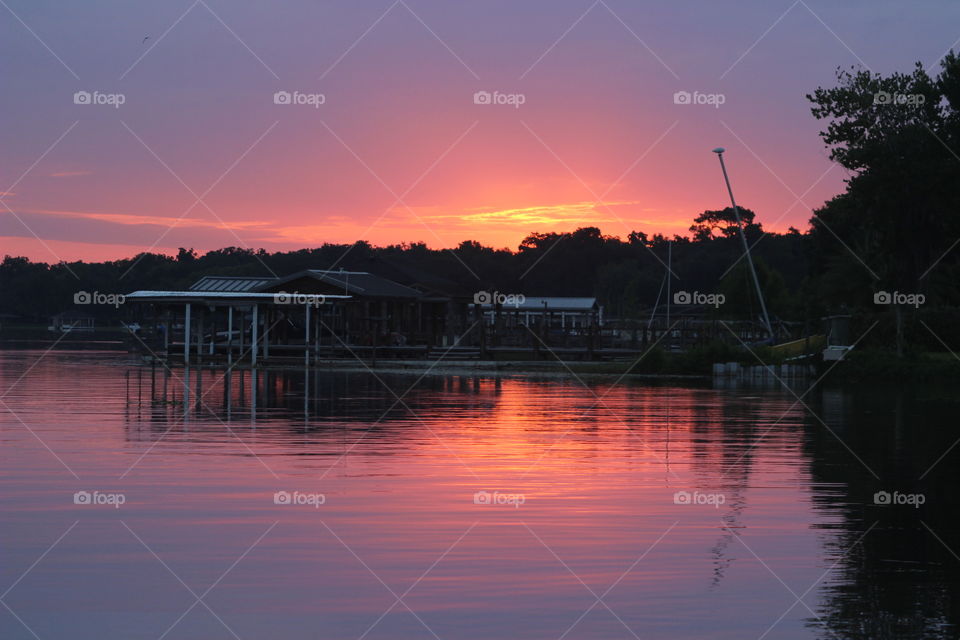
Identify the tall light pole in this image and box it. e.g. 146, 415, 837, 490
712, 147, 774, 341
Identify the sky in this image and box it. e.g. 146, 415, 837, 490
2, 0, 960, 263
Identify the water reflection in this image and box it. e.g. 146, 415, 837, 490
1, 351, 958, 639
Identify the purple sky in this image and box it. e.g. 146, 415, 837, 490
2, 0, 959, 262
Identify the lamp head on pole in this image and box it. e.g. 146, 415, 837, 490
712, 147, 725, 154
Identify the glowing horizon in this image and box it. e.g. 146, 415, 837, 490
3, 1, 959, 264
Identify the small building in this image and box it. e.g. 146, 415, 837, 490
49, 310, 95, 332
480, 296, 602, 332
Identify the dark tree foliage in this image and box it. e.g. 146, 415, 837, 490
807, 53, 960, 353
0, 220, 807, 324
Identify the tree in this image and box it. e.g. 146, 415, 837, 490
807, 55, 960, 354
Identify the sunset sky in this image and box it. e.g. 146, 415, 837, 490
3, 0, 959, 262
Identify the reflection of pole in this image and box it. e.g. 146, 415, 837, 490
714, 149, 773, 340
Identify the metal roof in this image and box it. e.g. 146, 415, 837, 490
190, 275, 278, 292
126, 291, 350, 303
266, 270, 423, 298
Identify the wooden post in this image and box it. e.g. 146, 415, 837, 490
227, 306, 233, 366
183, 303, 191, 365
304, 303, 311, 367
263, 307, 270, 361
251, 304, 259, 366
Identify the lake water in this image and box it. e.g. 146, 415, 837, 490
1, 349, 958, 639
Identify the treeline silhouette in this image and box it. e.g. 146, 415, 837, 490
3, 53, 960, 357
1, 213, 805, 322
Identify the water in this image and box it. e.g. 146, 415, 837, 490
1, 349, 958, 639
